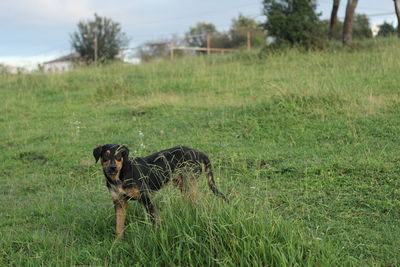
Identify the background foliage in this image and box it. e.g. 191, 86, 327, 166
377, 21, 396, 37
262, 0, 326, 50
71, 13, 128, 63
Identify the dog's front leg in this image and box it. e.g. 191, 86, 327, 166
139, 194, 157, 225
113, 199, 128, 238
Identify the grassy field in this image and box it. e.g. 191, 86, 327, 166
1, 38, 399, 266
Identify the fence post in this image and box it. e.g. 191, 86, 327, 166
247, 29, 252, 51
207, 33, 211, 54
169, 41, 174, 60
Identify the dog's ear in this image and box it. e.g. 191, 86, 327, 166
93, 145, 104, 163
118, 145, 130, 159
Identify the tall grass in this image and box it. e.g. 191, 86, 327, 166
0, 38, 399, 266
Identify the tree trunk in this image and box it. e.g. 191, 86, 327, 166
342, 0, 358, 46
394, 0, 400, 37
329, 0, 341, 39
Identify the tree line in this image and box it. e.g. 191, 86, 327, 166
70, 1, 400, 63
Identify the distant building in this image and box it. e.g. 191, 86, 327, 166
43, 53, 81, 72
0, 64, 19, 74
372, 26, 380, 37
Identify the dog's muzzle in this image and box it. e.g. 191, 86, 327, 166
106, 166, 118, 176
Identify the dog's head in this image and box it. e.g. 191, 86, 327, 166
93, 144, 129, 180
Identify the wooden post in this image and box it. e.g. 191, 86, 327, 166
207, 33, 211, 54
247, 29, 252, 51
94, 35, 98, 63
93, 27, 99, 64
169, 41, 174, 60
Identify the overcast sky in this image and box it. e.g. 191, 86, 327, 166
0, 0, 396, 68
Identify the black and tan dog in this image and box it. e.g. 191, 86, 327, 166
93, 144, 227, 238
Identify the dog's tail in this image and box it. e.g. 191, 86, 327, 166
200, 155, 228, 202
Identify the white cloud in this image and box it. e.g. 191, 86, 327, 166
0, 0, 93, 26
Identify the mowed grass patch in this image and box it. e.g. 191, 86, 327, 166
1, 38, 399, 265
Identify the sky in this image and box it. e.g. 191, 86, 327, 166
0, 0, 396, 69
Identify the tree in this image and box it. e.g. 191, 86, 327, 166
323, 13, 371, 41
71, 14, 128, 63
394, 0, 400, 37
136, 41, 170, 62
342, 0, 359, 46
352, 14, 372, 39
185, 22, 217, 47
329, 0, 341, 39
229, 13, 266, 48
322, 19, 343, 40
136, 35, 184, 62
377, 21, 396, 37
262, 0, 325, 50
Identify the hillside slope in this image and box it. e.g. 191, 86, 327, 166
0, 38, 399, 266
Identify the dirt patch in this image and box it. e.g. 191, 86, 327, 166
18, 152, 49, 165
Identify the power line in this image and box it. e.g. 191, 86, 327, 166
132, 10, 396, 47
318, 0, 391, 12
333, 11, 394, 20
132, 10, 397, 48
132, 2, 261, 26
29, 43, 71, 56
12, 2, 397, 59
366, 12, 395, 17
128, 12, 265, 42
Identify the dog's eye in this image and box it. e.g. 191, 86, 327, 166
115, 155, 122, 161
102, 155, 109, 161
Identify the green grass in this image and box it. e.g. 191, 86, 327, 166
1, 37, 399, 266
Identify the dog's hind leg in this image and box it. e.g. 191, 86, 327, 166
172, 172, 199, 203
139, 194, 157, 225
172, 173, 186, 194
188, 172, 199, 200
